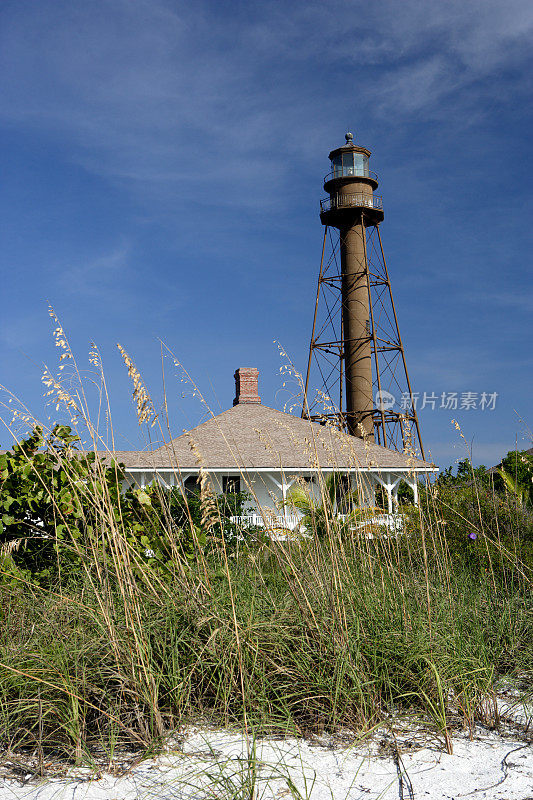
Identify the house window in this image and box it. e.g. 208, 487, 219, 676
223, 475, 240, 494
334, 475, 351, 512
184, 475, 199, 496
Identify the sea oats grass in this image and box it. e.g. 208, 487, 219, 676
0, 332, 531, 764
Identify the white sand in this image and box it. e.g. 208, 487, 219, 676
1, 721, 531, 800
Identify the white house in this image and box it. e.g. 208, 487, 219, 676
111, 368, 437, 529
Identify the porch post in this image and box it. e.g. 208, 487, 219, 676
266, 472, 295, 526
402, 475, 419, 506
374, 473, 402, 514
391, 480, 399, 512
386, 478, 393, 513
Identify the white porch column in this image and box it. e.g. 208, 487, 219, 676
266, 473, 295, 524
375, 473, 402, 514
386, 479, 393, 513
403, 476, 419, 506
391, 481, 400, 512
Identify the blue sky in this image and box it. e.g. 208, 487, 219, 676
1, 0, 532, 466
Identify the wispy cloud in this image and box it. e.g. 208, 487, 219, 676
1, 0, 531, 209
466, 290, 533, 314
0, 0, 530, 458
56, 242, 131, 297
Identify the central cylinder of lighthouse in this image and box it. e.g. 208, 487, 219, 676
340, 220, 374, 438
319, 132, 384, 440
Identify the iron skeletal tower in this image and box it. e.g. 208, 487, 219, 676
303, 132, 425, 458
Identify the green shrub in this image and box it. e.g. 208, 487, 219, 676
0, 426, 189, 582
420, 457, 533, 580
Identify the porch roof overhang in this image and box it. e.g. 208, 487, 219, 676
123, 466, 438, 474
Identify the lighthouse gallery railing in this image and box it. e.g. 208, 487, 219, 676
320, 193, 383, 213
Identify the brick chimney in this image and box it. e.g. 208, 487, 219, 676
233, 367, 261, 406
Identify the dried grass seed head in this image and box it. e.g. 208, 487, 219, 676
117, 344, 158, 427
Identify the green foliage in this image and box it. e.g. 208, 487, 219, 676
0, 532, 530, 759
435, 457, 490, 489
397, 480, 414, 505
0, 426, 176, 580
0, 427, 257, 583
425, 454, 533, 579
0, 428, 531, 761
0, 425, 93, 576
497, 449, 533, 507
286, 473, 356, 537
2, 322, 529, 763
160, 485, 256, 548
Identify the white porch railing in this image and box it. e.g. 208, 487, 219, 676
230, 512, 403, 534
230, 514, 302, 531
338, 512, 404, 534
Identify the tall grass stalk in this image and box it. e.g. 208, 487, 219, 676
0, 332, 531, 766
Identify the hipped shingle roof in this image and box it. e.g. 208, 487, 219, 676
107, 404, 434, 472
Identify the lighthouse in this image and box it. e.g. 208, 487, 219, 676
319, 132, 383, 439
304, 133, 424, 458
